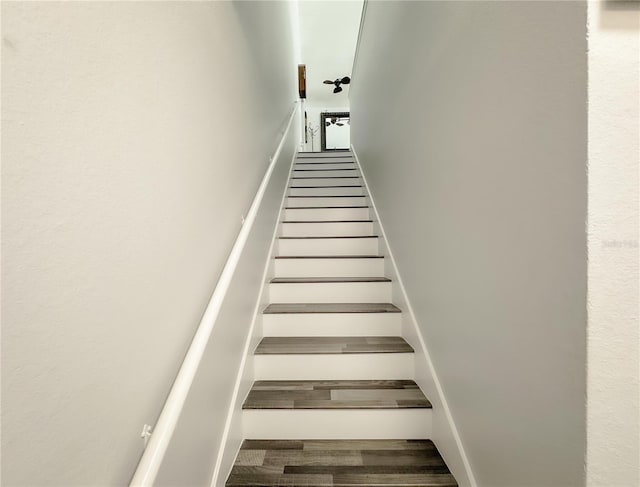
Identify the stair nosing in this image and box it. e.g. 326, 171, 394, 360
292, 176, 360, 180
284, 206, 369, 209
281, 220, 373, 223
263, 303, 401, 314
279, 235, 378, 239
270, 277, 391, 283
274, 255, 384, 259
242, 404, 428, 410
293, 168, 357, 172
294, 161, 355, 165
254, 350, 414, 356
255, 336, 413, 355
289, 185, 362, 189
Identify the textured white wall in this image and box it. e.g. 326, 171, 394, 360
350, 2, 587, 486
155, 121, 297, 487
586, 3, 640, 486
1, 2, 296, 485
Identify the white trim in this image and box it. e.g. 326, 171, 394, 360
129, 102, 298, 487
209, 131, 299, 487
350, 144, 478, 487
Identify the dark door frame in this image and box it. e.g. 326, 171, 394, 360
320, 112, 350, 152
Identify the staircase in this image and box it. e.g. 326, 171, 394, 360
226, 151, 457, 487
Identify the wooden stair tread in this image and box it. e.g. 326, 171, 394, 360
243, 380, 432, 410
274, 255, 384, 259
294, 168, 357, 172
282, 220, 373, 223
296, 163, 355, 164
289, 186, 362, 189
263, 303, 400, 313
292, 179, 360, 182
285, 206, 369, 209
227, 440, 456, 487
279, 236, 378, 240
271, 277, 390, 283
255, 336, 413, 355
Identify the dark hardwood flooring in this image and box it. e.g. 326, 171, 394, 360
279, 236, 377, 240
284, 206, 369, 209
282, 220, 373, 223
294, 161, 355, 165
226, 439, 457, 486
292, 176, 360, 180
287, 195, 365, 198
270, 277, 390, 283
243, 380, 432, 409
255, 336, 413, 355
274, 255, 384, 260
294, 168, 358, 171
289, 185, 363, 189
263, 303, 400, 313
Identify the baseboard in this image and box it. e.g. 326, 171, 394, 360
350, 144, 477, 487
210, 148, 298, 487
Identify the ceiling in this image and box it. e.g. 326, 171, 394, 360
297, 0, 364, 107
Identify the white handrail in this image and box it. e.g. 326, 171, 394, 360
130, 102, 298, 487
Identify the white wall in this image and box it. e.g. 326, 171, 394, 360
1, 2, 296, 485
586, 3, 640, 486
350, 2, 587, 486
155, 121, 297, 487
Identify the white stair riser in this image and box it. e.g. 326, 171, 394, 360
263, 313, 402, 337
254, 353, 414, 380
289, 186, 364, 196
269, 281, 392, 303
281, 222, 373, 237
293, 170, 359, 178
286, 196, 366, 207
283, 207, 370, 221
291, 178, 361, 187
274, 257, 385, 277
278, 238, 378, 256
295, 163, 357, 171
297, 153, 352, 157
243, 409, 432, 439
